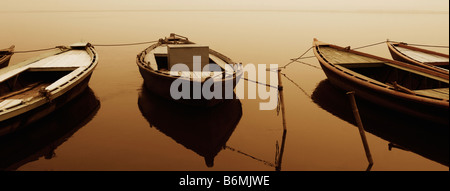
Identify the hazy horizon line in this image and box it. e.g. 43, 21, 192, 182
0, 9, 448, 15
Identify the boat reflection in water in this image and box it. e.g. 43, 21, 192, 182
138, 85, 242, 167
312, 80, 448, 166
0, 88, 100, 170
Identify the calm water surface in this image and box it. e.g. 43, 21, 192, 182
0, 9, 448, 171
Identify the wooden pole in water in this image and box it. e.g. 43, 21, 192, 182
278, 69, 287, 131
346, 91, 374, 168
276, 69, 287, 171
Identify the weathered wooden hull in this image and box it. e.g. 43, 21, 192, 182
137, 64, 238, 107
320, 64, 448, 124
0, 73, 93, 136
313, 39, 449, 125
138, 86, 242, 167
0, 44, 98, 136
136, 35, 241, 107
387, 41, 449, 73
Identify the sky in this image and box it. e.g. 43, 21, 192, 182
1, 0, 449, 13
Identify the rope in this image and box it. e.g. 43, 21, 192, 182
352, 40, 387, 50
242, 77, 278, 89
289, 59, 321, 70
10, 40, 158, 53
92, 40, 158, 47
282, 46, 313, 68
281, 73, 311, 98
290, 55, 316, 60
225, 145, 276, 167
281, 46, 322, 70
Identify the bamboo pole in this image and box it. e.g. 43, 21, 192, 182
278, 69, 287, 131
346, 91, 374, 168
275, 69, 287, 171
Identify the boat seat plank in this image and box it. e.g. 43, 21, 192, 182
396, 46, 449, 63
45, 67, 87, 92
414, 88, 449, 100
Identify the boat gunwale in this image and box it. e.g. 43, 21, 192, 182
312, 38, 449, 108
388, 41, 449, 59
386, 41, 449, 74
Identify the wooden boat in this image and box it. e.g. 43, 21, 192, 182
386, 41, 449, 73
138, 85, 242, 167
0, 43, 98, 136
313, 38, 449, 124
0, 45, 15, 69
312, 80, 448, 166
0, 88, 100, 170
136, 33, 242, 107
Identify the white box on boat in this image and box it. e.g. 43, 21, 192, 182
167, 44, 209, 71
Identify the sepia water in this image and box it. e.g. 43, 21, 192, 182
1, 2, 449, 171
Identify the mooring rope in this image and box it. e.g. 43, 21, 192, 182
281, 46, 314, 69
289, 59, 321, 70
352, 40, 387, 50
280, 73, 311, 98
92, 40, 158, 47
242, 77, 278, 89
9, 40, 159, 54
291, 55, 316, 60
